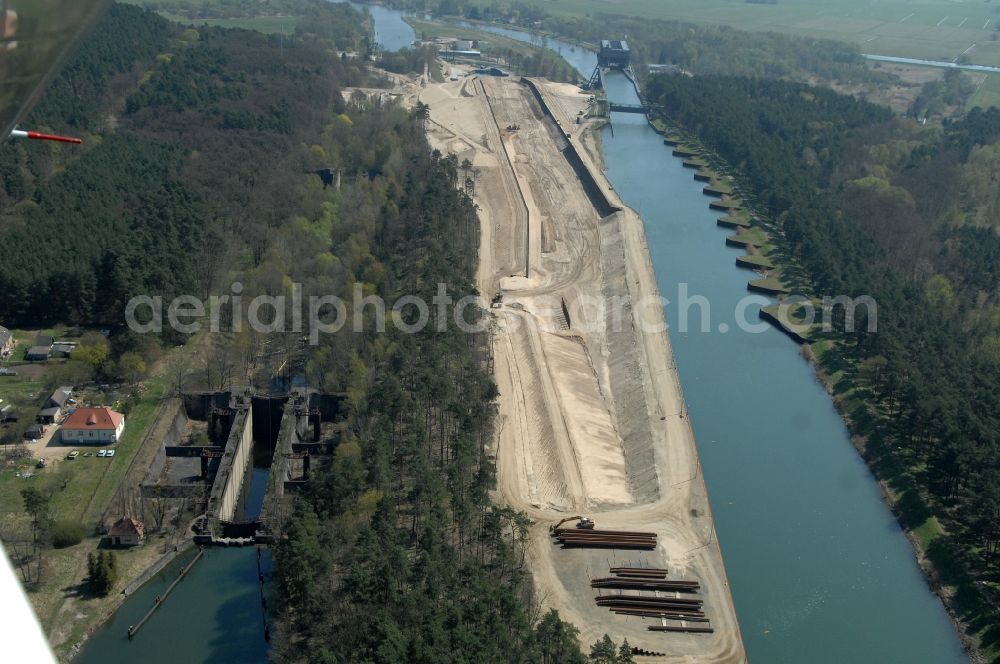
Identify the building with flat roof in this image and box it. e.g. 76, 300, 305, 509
438, 48, 482, 60
599, 39, 630, 69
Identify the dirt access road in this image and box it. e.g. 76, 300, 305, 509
420, 74, 746, 662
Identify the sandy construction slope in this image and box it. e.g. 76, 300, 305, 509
422, 73, 746, 663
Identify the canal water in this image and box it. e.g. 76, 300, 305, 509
453, 20, 597, 78
600, 72, 966, 664
78, 6, 968, 662
346, 1, 415, 52
77, 468, 272, 663
346, 5, 969, 662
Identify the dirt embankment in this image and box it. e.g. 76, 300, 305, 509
421, 73, 745, 661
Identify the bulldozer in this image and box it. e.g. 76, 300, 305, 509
550, 516, 595, 532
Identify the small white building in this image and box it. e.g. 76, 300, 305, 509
107, 517, 144, 548
61, 407, 125, 444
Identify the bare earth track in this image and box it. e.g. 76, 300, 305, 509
420, 73, 746, 662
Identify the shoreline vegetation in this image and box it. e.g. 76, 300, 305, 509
640, 75, 1000, 662
9, 1, 996, 661
644, 102, 987, 662
648, 118, 798, 307
594, 97, 997, 664
513, 13, 985, 655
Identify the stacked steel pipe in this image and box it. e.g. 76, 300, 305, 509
609, 566, 668, 579
551, 528, 657, 549
648, 625, 714, 634
592, 568, 713, 634
591, 578, 700, 593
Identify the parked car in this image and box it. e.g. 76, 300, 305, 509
97, 449, 107, 457
66, 450, 79, 460
106, 449, 115, 458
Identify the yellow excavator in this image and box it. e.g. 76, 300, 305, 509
550, 516, 595, 532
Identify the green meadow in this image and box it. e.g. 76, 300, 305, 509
475, 0, 1000, 65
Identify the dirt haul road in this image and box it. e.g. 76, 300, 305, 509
420, 74, 746, 663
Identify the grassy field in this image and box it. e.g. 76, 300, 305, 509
0, 347, 171, 526
0, 335, 203, 653
119, 0, 303, 34
971, 72, 1000, 108
476, 0, 1000, 66
156, 12, 301, 34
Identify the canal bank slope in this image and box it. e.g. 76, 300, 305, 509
420, 73, 745, 661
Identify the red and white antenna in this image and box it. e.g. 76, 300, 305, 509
9, 128, 82, 144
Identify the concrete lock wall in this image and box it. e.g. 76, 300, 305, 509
162, 406, 188, 447
206, 402, 254, 525
251, 396, 287, 452
218, 407, 253, 522
143, 444, 168, 486
258, 394, 305, 533
181, 391, 232, 421
308, 392, 345, 422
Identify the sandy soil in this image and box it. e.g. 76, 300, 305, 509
421, 74, 746, 662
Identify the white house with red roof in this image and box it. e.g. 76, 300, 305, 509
61, 407, 125, 444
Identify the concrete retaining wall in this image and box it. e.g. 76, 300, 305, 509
182, 391, 231, 421
143, 444, 168, 487
521, 78, 621, 218
161, 407, 187, 447
308, 392, 346, 422
205, 398, 254, 527
164, 446, 220, 458
251, 396, 287, 452
759, 307, 811, 344
598, 212, 659, 502
258, 394, 304, 535
121, 539, 195, 597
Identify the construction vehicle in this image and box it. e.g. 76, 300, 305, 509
550, 516, 595, 532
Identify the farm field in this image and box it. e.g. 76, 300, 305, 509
478, 0, 1000, 66
156, 12, 301, 34
971, 72, 1000, 108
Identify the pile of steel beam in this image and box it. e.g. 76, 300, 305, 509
591, 577, 700, 593
648, 624, 714, 634
610, 566, 668, 579
551, 528, 657, 549
591, 569, 713, 634
631, 646, 667, 657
